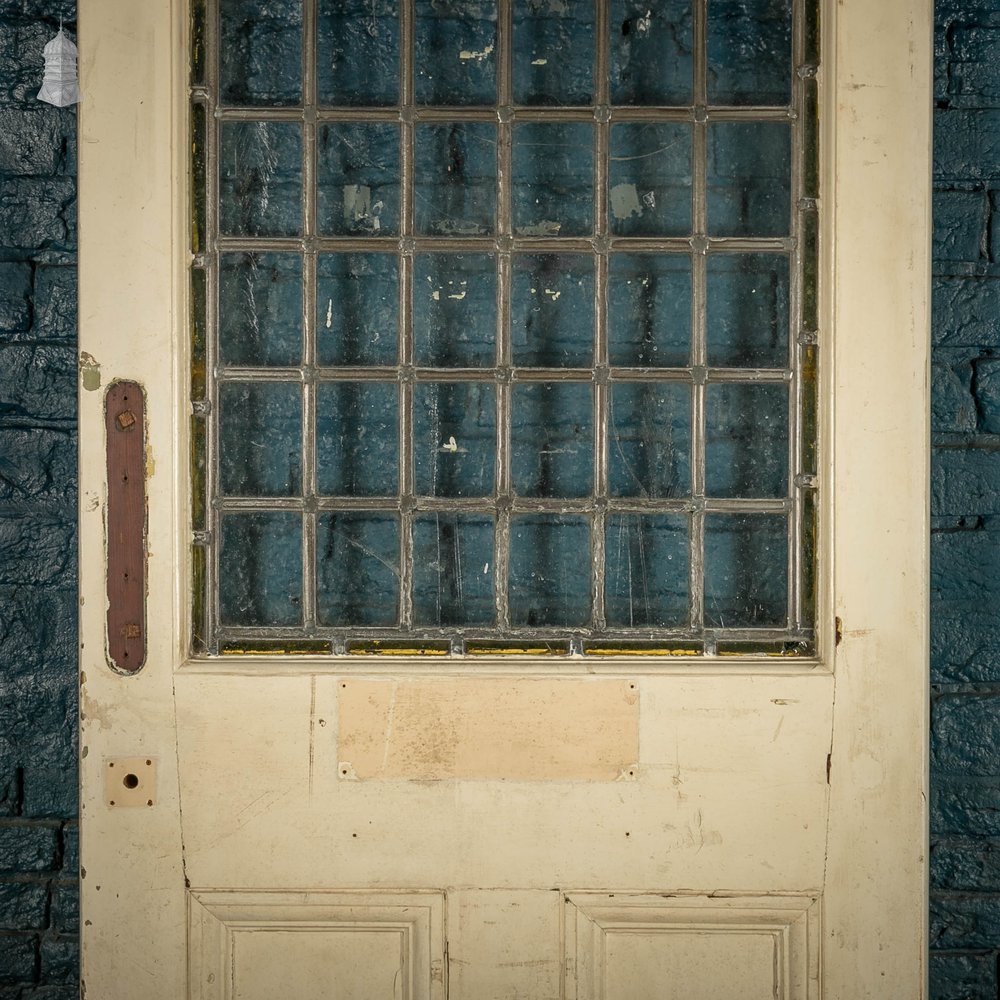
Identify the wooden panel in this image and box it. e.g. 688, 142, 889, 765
565, 893, 819, 1000
187, 890, 445, 1000
104, 379, 146, 672
337, 678, 639, 780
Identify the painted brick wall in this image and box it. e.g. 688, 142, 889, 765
933, 1, 1000, 997
0, 0, 79, 995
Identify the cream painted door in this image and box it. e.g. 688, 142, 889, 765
77, 1, 930, 997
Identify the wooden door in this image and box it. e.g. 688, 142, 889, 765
78, 1, 930, 996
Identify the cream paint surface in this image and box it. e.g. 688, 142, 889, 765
337, 678, 639, 780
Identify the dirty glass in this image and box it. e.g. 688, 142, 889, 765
193, 0, 819, 656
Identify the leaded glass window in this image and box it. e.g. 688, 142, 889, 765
190, 0, 820, 657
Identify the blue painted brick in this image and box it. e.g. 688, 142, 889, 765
22, 767, 76, 820
975, 358, 1000, 433
933, 187, 987, 261
49, 885, 76, 934
0, 108, 68, 177
933, 777, 1000, 837
933, 694, 1000, 775
933, 359, 977, 432
933, 610, 1000, 683
0, 429, 75, 503
946, 26, 1000, 108
31, 266, 75, 343
0, 883, 46, 931
934, 276, 1000, 348
933, 448, 1000, 518
59, 827, 76, 878
0, 514, 75, 588
0, 263, 31, 335
0, 934, 36, 984
0, 587, 77, 683
935, 110, 1000, 180
932, 526, 1000, 608
0, 828, 56, 874
930, 953, 998, 1000
0, 344, 76, 423
932, 894, 1000, 950
39, 936, 76, 984
934, 838, 1000, 892
0, 178, 75, 253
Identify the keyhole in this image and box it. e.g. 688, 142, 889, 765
123, 773, 139, 789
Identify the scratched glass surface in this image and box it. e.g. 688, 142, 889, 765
605, 514, 689, 627
316, 512, 399, 626
218, 381, 302, 496
413, 382, 497, 497
609, 124, 692, 237
316, 122, 400, 236
610, 0, 693, 105
704, 513, 787, 628
317, 0, 399, 106
608, 254, 691, 367
219, 122, 303, 237
414, 0, 497, 106
512, 123, 594, 237
707, 122, 790, 237
707, 0, 792, 106
511, 254, 594, 368
219, 0, 302, 105
219, 513, 302, 627
508, 516, 591, 626
316, 381, 399, 496
706, 253, 789, 368
609, 382, 691, 498
511, 382, 593, 498
414, 124, 497, 237
413, 254, 496, 366
512, 0, 594, 106
704, 383, 788, 497
316, 253, 399, 367
219, 253, 302, 367
412, 514, 496, 625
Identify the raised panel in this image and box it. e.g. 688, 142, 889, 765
187, 890, 445, 1000
566, 893, 819, 1000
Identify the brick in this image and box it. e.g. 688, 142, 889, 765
935, 110, 1000, 180
0, 934, 36, 984
0, 263, 31, 336
21, 768, 76, 821
930, 952, 998, 1000
933, 694, 1000, 775
30, 267, 75, 343
0, 107, 69, 177
38, 936, 75, 984
946, 26, 1000, 108
933, 447, 1000, 518
0, 344, 76, 424
974, 357, 1000, 432
0, 514, 75, 588
934, 275, 1000, 348
0, 587, 76, 683
933, 359, 978, 433
0, 429, 75, 504
932, 894, 1000, 950
933, 187, 987, 262
0, 681, 75, 766
48, 886, 75, 935
934, 838, 1000, 892
58, 828, 75, 879
0, 884, 46, 932
0, 178, 75, 254
0, 829, 56, 874
933, 609, 1000, 683
932, 526, 1000, 608
933, 777, 1000, 837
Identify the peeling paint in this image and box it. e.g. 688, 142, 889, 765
610, 182, 642, 220
325, 298, 333, 328
459, 42, 494, 62
518, 221, 562, 236
342, 183, 382, 231
531, 58, 548, 65
79, 351, 101, 391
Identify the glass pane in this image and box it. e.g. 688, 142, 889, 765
414, 254, 496, 367
609, 123, 692, 236
707, 0, 792, 106
511, 254, 594, 367
608, 382, 690, 498
414, 382, 496, 497
511, 382, 593, 498
513, 122, 593, 237
414, 123, 497, 236
610, 0, 693, 105
219, 252, 302, 367
608, 254, 691, 367
191, 267, 207, 399
317, 122, 399, 236
704, 513, 787, 627
704, 383, 788, 497
219, 381, 301, 496
317, 0, 399, 106
316, 512, 399, 626
219, 121, 302, 237
413, 514, 495, 625
706, 253, 789, 368
191, 103, 207, 253
605, 513, 688, 627
415, 0, 497, 106
219, 0, 302, 106
707, 122, 790, 237
509, 515, 591, 626
317, 253, 398, 367
219, 512, 302, 626
512, 0, 594, 106
316, 381, 398, 496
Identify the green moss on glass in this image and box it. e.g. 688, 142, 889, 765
803, 78, 819, 201
190, 0, 206, 87
190, 414, 206, 531
801, 210, 818, 331
191, 544, 206, 654
190, 103, 207, 254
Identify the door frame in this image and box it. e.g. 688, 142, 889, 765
77, 0, 930, 994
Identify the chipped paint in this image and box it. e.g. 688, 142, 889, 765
610, 182, 642, 220
459, 42, 494, 62
79, 351, 101, 391
325, 299, 333, 328
531, 58, 548, 65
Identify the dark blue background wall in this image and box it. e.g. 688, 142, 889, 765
0, 0, 79, 995
0, 0, 997, 996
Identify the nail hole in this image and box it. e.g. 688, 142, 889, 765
123, 773, 139, 789
147, 799, 153, 806
145, 759, 151, 766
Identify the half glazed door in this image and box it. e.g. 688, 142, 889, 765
78, 0, 930, 997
